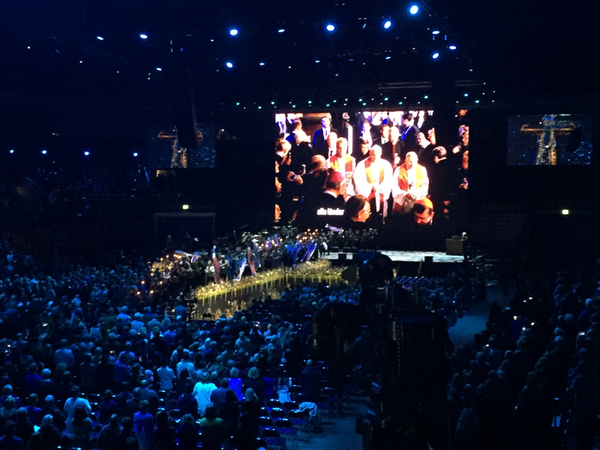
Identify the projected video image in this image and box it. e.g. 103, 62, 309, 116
507, 114, 593, 166
148, 124, 216, 169
274, 110, 470, 229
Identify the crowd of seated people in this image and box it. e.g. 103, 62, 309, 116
4, 231, 599, 450
447, 266, 600, 450
0, 238, 364, 450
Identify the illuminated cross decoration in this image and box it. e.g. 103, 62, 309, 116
520, 115, 576, 165
158, 127, 187, 168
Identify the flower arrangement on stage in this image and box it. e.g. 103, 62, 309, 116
146, 225, 348, 307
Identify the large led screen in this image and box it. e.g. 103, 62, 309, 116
507, 114, 593, 166
274, 110, 470, 231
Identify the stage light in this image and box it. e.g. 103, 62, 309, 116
41, 149, 47, 155
182, 204, 189, 210
432, 30, 440, 35
133, 152, 139, 157
229, 28, 239, 36
561, 209, 570, 215
432, 52, 440, 59
225, 61, 234, 68
385, 56, 391, 60
84, 150, 90, 156
96, 36, 104, 41
315, 60, 320, 63
9, 149, 15, 154
383, 20, 392, 29
139, 34, 148, 40
448, 45, 457, 50
278, 29, 285, 33
409, 4, 419, 15
325, 23, 336, 32
259, 62, 265, 66
156, 67, 162, 71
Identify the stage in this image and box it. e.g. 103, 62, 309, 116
323, 250, 464, 264
322, 250, 465, 277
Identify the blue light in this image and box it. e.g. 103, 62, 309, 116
409, 4, 419, 15
139, 34, 148, 40
278, 29, 285, 33
315, 60, 320, 63
385, 56, 391, 60
225, 61, 234, 69
84, 151, 90, 156
448, 45, 457, 50
96, 36, 104, 41
229, 28, 239, 36
9, 149, 15, 154
383, 20, 392, 29
432, 30, 440, 35
259, 62, 265, 66
156, 67, 162, 71
432, 52, 440, 59
133, 152, 139, 157
326, 24, 336, 32
41, 149, 47, 155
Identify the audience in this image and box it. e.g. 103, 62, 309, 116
1, 235, 599, 450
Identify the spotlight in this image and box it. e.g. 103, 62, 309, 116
229, 28, 239, 36
9, 149, 15, 154
225, 61, 234, 68
133, 152, 139, 157
325, 23, 336, 32
278, 29, 285, 33
259, 62, 265, 66
432, 30, 440, 35
41, 149, 47, 155
448, 45, 457, 50
383, 20, 392, 29
96, 36, 104, 41
182, 204, 190, 210
84, 150, 90, 156
432, 52, 440, 59
409, 4, 419, 15
561, 209, 570, 215
139, 34, 148, 40
156, 67, 162, 71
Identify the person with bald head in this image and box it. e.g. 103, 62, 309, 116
327, 137, 355, 177
392, 151, 429, 214
352, 145, 393, 221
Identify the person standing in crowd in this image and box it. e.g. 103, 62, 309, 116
328, 138, 356, 177
375, 120, 395, 165
176, 414, 201, 450
192, 371, 217, 416
198, 406, 227, 450
400, 113, 420, 157
133, 400, 154, 450
63, 386, 91, 435
312, 116, 335, 158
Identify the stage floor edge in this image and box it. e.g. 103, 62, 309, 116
322, 250, 464, 264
